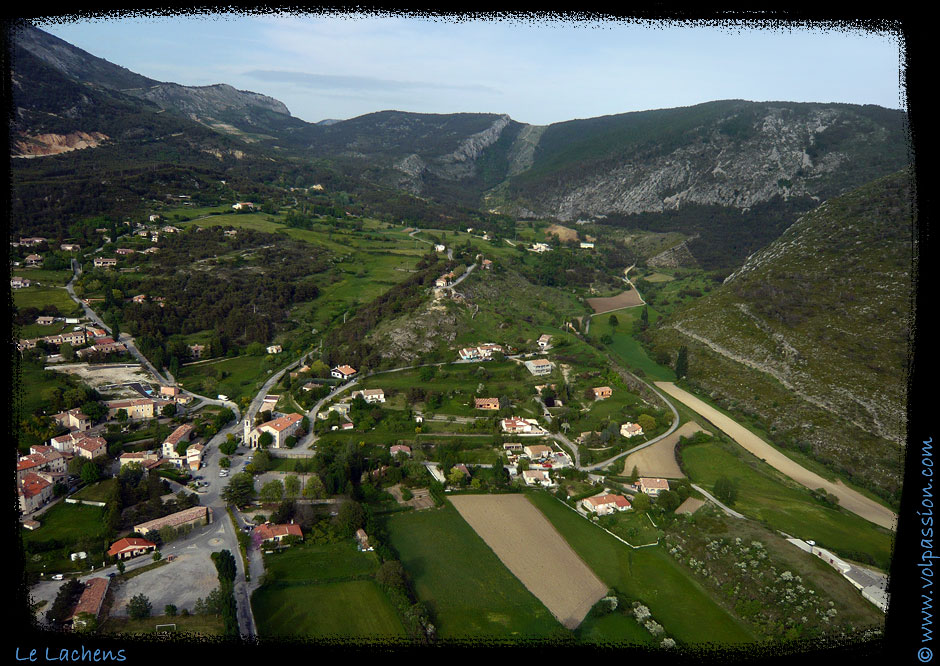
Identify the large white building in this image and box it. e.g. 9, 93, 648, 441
244, 413, 305, 449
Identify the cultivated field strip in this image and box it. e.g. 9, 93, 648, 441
587, 290, 644, 313
620, 420, 710, 478
449, 494, 608, 629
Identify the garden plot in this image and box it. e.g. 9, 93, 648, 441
587, 290, 644, 314
449, 494, 607, 629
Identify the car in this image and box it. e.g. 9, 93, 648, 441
107, 573, 116, 578
51, 574, 64, 580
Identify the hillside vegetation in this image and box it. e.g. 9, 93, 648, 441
649, 170, 913, 503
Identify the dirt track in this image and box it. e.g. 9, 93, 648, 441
449, 494, 607, 629
620, 421, 710, 478
654, 382, 897, 531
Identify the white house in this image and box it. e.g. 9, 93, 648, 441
621, 422, 644, 438
522, 469, 552, 486
352, 388, 386, 404
637, 477, 670, 497
267, 345, 282, 354
524, 359, 553, 376
331, 365, 357, 380
245, 413, 304, 449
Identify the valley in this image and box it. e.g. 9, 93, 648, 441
10, 20, 910, 655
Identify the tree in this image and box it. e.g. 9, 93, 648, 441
80, 461, 100, 485
637, 414, 657, 434
60, 342, 75, 361
608, 314, 619, 328
127, 593, 153, 620
376, 560, 408, 592
116, 409, 128, 423
631, 492, 651, 512
153, 551, 162, 562
303, 474, 326, 499
630, 466, 639, 484
161, 403, 177, 418
714, 476, 738, 506
333, 500, 366, 536
284, 474, 300, 498
117, 561, 126, 575
219, 457, 231, 469
447, 467, 467, 486
220, 472, 255, 507
675, 346, 688, 379
656, 489, 681, 513
165, 604, 178, 617
257, 431, 273, 449
260, 479, 285, 503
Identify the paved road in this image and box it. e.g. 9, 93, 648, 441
655, 381, 898, 531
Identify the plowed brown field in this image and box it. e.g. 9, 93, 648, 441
449, 494, 607, 629
587, 290, 644, 313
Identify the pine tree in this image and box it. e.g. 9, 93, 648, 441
675, 346, 688, 379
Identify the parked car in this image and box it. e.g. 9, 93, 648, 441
51, 574, 64, 580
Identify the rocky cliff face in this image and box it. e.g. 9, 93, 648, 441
13, 130, 109, 157
513, 106, 897, 221
128, 82, 292, 119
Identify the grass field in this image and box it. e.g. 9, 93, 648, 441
525, 491, 756, 645
14, 286, 83, 317
69, 478, 118, 504
679, 438, 894, 569
576, 610, 657, 645
253, 580, 407, 640
590, 307, 676, 382
385, 504, 565, 641
13, 268, 74, 287
101, 613, 224, 636
22, 503, 109, 574
252, 539, 405, 641
176, 354, 280, 403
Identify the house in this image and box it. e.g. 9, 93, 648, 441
390, 444, 412, 457
254, 522, 303, 545
36, 316, 55, 326
224, 229, 238, 237
453, 464, 471, 479
592, 386, 613, 400
17, 450, 68, 482
434, 244, 446, 252
500, 417, 539, 434
459, 347, 482, 360
580, 242, 595, 249
25, 253, 43, 266
115, 248, 136, 255
260, 395, 280, 414
107, 398, 156, 420
73, 436, 108, 460
130, 294, 147, 304
524, 359, 553, 376
522, 469, 552, 486
186, 443, 206, 471
477, 343, 504, 358
149, 214, 160, 222
620, 422, 644, 438
232, 202, 255, 210
93, 257, 117, 269
530, 242, 551, 253
537, 334, 552, 349
481, 259, 493, 269
19, 237, 47, 246
524, 444, 554, 459
188, 344, 205, 359
134, 506, 212, 536
245, 413, 304, 449
162, 424, 195, 461
352, 388, 386, 404
60, 244, 81, 252
18, 473, 55, 512
355, 528, 374, 551
474, 397, 501, 410
637, 477, 670, 497
108, 537, 157, 560
119, 451, 161, 468
266, 345, 282, 354
11, 276, 31, 289
52, 408, 91, 432
160, 386, 181, 398
331, 365, 357, 380
503, 442, 523, 452
67, 578, 110, 628
582, 493, 632, 515
435, 272, 456, 288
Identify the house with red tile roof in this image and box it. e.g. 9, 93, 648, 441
134, 506, 212, 536
106, 398, 156, 420
620, 422, 644, 438
389, 444, 412, 457
637, 478, 670, 497
17, 450, 68, 483
254, 522, 303, 545
68, 577, 110, 628
331, 364, 357, 380
161, 424, 195, 462
52, 408, 91, 432
108, 537, 157, 560
245, 413, 304, 449
474, 397, 501, 410
73, 436, 108, 460
581, 493, 632, 515
592, 386, 613, 400
355, 528, 373, 551
18, 473, 54, 513
523, 444, 554, 459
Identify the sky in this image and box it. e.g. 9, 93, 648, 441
33, 12, 904, 127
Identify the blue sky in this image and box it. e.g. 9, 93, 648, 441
34, 12, 904, 126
